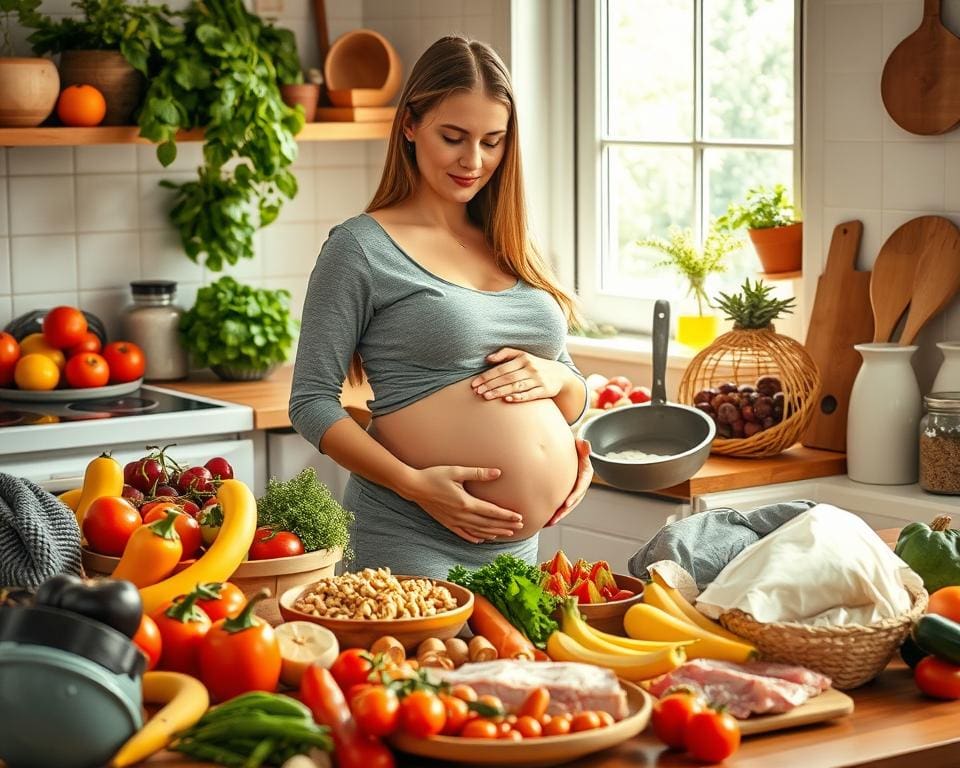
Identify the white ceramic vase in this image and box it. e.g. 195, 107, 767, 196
847, 343, 921, 485
931, 341, 960, 395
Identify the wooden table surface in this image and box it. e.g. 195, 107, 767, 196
160, 367, 847, 499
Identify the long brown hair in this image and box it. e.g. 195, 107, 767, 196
348, 35, 580, 384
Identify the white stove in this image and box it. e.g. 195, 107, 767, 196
0, 385, 255, 493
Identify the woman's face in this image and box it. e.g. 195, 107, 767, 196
404, 90, 510, 204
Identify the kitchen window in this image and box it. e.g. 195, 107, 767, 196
575, 0, 801, 333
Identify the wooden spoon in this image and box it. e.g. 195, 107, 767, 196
900, 217, 960, 345
881, 0, 960, 135
869, 218, 928, 342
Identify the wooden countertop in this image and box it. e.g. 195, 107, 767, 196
161, 367, 846, 499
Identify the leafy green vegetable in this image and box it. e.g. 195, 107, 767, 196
256, 468, 353, 557
179, 276, 298, 372
449, 555, 558, 649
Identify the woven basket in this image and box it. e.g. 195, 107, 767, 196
678, 325, 821, 458
719, 584, 928, 689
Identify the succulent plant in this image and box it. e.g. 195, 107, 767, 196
714, 278, 796, 329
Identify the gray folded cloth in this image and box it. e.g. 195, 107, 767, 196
628, 500, 817, 591
0, 473, 82, 588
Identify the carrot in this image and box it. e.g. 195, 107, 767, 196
469, 594, 536, 660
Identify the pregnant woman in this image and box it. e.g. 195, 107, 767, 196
289, 36, 592, 578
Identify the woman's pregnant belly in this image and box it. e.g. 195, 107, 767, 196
370, 377, 579, 539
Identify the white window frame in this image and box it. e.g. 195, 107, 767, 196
575, 0, 803, 334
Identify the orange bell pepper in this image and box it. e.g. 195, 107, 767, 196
112, 510, 183, 588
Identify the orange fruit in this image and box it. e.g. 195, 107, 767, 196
19, 333, 66, 371
14, 354, 60, 391
57, 84, 107, 127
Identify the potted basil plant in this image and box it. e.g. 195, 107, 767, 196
638, 224, 740, 350
717, 184, 802, 275
179, 277, 299, 381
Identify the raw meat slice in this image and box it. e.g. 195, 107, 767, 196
648, 659, 810, 719
740, 661, 832, 696
435, 660, 629, 720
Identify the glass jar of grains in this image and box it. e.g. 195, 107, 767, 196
120, 280, 188, 381
919, 392, 960, 495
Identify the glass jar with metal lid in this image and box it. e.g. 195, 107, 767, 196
919, 392, 960, 495
120, 280, 188, 381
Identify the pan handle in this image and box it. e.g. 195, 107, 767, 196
652, 299, 670, 406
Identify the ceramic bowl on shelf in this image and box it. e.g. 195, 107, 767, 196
323, 29, 402, 107
279, 576, 473, 651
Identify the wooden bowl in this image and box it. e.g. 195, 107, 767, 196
279, 576, 473, 652
323, 29, 401, 107
81, 546, 342, 626
562, 573, 646, 636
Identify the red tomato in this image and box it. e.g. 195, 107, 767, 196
351, 685, 400, 737
570, 711, 603, 732
0, 333, 20, 385
204, 456, 234, 480
42, 306, 87, 349
927, 586, 960, 623
628, 387, 652, 404
143, 505, 202, 559
330, 648, 377, 693
81, 496, 141, 556
596, 384, 625, 409
195, 582, 247, 622
399, 691, 446, 738
153, 598, 211, 677
102, 341, 145, 383
684, 709, 741, 763
459, 718, 499, 739
249, 527, 305, 560
915, 656, 960, 700
64, 352, 109, 388
439, 693, 470, 736
652, 692, 705, 749
66, 331, 101, 357
132, 614, 162, 671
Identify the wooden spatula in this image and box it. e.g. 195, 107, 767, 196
899, 217, 960, 345
870, 218, 929, 342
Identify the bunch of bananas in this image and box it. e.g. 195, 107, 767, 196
624, 574, 758, 663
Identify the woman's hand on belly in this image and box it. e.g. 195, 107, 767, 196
470, 347, 568, 403
544, 438, 593, 527
402, 465, 526, 544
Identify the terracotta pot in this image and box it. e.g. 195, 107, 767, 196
0, 57, 60, 127
280, 83, 320, 122
324, 29, 401, 107
59, 49, 144, 125
748, 222, 803, 274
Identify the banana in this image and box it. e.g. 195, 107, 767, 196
546, 630, 686, 682
624, 603, 758, 663
110, 671, 210, 767
558, 599, 689, 656
648, 572, 745, 643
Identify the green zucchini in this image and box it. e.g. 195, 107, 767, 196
913, 614, 960, 665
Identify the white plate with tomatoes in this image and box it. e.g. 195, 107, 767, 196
0, 377, 144, 402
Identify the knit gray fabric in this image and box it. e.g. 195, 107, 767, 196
0, 473, 82, 588
628, 500, 817, 591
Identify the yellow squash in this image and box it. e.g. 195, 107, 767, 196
624, 603, 758, 663
649, 571, 746, 643
546, 630, 686, 682
75, 452, 124, 528
110, 671, 209, 767
138, 479, 257, 615
57, 487, 83, 513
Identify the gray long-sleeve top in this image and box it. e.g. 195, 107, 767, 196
289, 213, 586, 450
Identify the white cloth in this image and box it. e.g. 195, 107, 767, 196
695, 504, 923, 626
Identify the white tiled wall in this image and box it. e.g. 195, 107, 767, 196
805, 0, 960, 392
2, 0, 512, 337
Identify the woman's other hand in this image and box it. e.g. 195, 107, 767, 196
470, 347, 567, 402
403, 465, 524, 544
545, 438, 592, 527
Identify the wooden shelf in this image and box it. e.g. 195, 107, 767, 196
758, 269, 803, 281
0, 120, 392, 147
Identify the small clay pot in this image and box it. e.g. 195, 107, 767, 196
323, 29, 401, 108
59, 50, 144, 125
0, 57, 60, 127
280, 83, 320, 122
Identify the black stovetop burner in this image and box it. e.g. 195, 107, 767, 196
0, 387, 220, 428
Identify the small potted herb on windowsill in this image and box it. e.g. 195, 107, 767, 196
717, 184, 802, 275
179, 276, 299, 381
638, 224, 740, 350
261, 24, 319, 123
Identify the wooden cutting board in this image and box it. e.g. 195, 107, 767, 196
881, 0, 960, 135
802, 221, 874, 452
739, 688, 855, 736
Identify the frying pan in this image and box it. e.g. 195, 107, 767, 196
583, 300, 716, 492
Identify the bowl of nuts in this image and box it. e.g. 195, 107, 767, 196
278, 567, 474, 652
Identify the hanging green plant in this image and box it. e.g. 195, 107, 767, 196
138, 0, 304, 271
